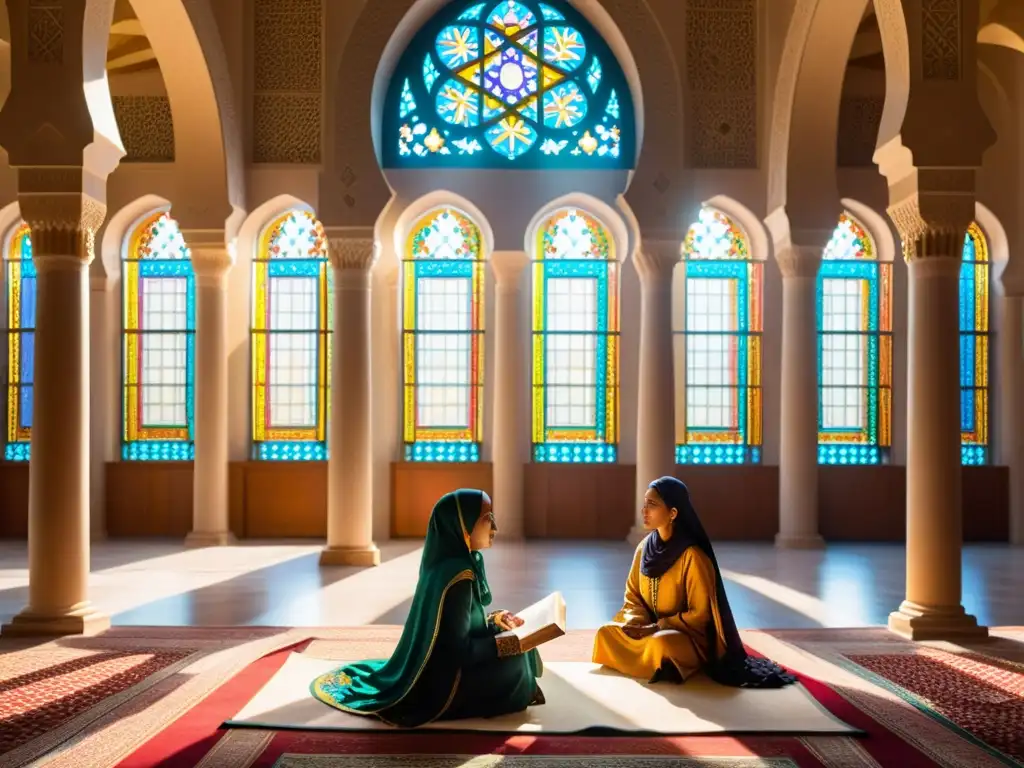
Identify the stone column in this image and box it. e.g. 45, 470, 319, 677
1000, 272, 1024, 545
491, 251, 529, 537
322, 237, 380, 566
185, 243, 236, 547
629, 240, 678, 542
88, 269, 111, 541
775, 245, 824, 548
1, 200, 110, 637
887, 222, 985, 640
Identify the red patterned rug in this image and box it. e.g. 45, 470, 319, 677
840, 647, 1024, 765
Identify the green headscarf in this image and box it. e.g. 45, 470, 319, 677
311, 489, 491, 720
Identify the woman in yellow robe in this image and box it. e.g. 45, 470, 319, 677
593, 476, 796, 688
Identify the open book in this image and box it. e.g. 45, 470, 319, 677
495, 591, 566, 654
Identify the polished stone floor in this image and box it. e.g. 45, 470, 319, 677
0, 540, 1021, 630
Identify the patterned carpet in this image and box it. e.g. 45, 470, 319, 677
0, 626, 1021, 768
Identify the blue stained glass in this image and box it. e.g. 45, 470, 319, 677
268, 259, 323, 277
959, 262, 975, 332
539, 3, 564, 20
21, 275, 36, 325
19, 384, 33, 429
818, 444, 880, 465
386, 0, 633, 169
5, 443, 30, 461
533, 443, 616, 463
962, 445, 987, 465
256, 440, 327, 461
406, 441, 480, 462
587, 57, 602, 92
19, 332, 34, 386
459, 2, 487, 20
123, 441, 195, 461
676, 445, 757, 465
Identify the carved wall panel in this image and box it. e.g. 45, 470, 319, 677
922, 0, 960, 80
28, 0, 63, 64
112, 96, 175, 163
252, 0, 323, 164
837, 96, 884, 167
684, 0, 758, 168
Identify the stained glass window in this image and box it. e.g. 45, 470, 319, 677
532, 208, 618, 462
122, 211, 196, 460
817, 213, 892, 465
675, 208, 762, 465
251, 210, 333, 461
960, 222, 989, 465
5, 223, 33, 461
403, 208, 484, 462
384, 0, 633, 168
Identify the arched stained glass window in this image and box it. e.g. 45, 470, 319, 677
403, 208, 485, 462
122, 211, 196, 460
5, 223, 33, 461
383, 0, 634, 168
532, 208, 618, 462
817, 213, 892, 465
960, 222, 989, 465
675, 208, 762, 465
251, 210, 332, 461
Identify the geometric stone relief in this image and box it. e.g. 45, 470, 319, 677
112, 96, 175, 163
837, 96, 884, 167
685, 0, 758, 168
252, 0, 322, 163
28, 0, 63, 64
921, 0, 960, 80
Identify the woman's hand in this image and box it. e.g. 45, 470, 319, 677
621, 623, 659, 640
493, 610, 525, 631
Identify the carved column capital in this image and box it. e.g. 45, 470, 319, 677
491, 250, 529, 290
18, 190, 107, 266
634, 239, 680, 285
776, 243, 821, 279
328, 237, 377, 272
887, 192, 972, 263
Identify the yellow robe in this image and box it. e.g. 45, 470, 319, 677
592, 542, 728, 680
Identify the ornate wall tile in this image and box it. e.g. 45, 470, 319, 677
112, 96, 175, 163
922, 0, 960, 80
28, 0, 63, 64
252, 0, 322, 163
685, 0, 757, 168
253, 94, 322, 164
837, 96, 884, 167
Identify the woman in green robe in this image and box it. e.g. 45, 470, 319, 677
310, 488, 544, 727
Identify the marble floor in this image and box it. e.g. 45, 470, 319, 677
0, 540, 1021, 630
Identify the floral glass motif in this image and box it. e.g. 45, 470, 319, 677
403, 208, 485, 463
251, 210, 333, 461
385, 0, 633, 168
960, 222, 989, 466
676, 208, 762, 465
817, 213, 892, 465
5, 224, 34, 461
122, 212, 196, 461
532, 208, 619, 463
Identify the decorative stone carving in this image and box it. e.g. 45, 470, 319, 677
328, 238, 377, 271
837, 97, 885, 167
253, 95, 321, 164
112, 97, 175, 163
252, 0, 322, 164
685, 0, 757, 169
887, 195, 972, 263
776, 244, 821, 280
28, 0, 63, 64
922, 0, 961, 81
18, 193, 107, 263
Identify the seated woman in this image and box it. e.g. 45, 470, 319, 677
311, 489, 544, 727
594, 476, 795, 688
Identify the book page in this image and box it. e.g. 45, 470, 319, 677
495, 592, 566, 652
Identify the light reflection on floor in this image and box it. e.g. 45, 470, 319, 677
0, 540, 1020, 629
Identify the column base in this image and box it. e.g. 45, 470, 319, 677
319, 544, 381, 567
184, 530, 236, 548
1, 605, 110, 638
774, 532, 825, 549
625, 525, 649, 547
888, 600, 989, 641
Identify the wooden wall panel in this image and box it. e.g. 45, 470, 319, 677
391, 462, 493, 537
524, 463, 636, 538
105, 462, 194, 537
0, 463, 29, 538
233, 461, 328, 538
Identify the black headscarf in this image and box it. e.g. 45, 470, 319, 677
644, 476, 796, 689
